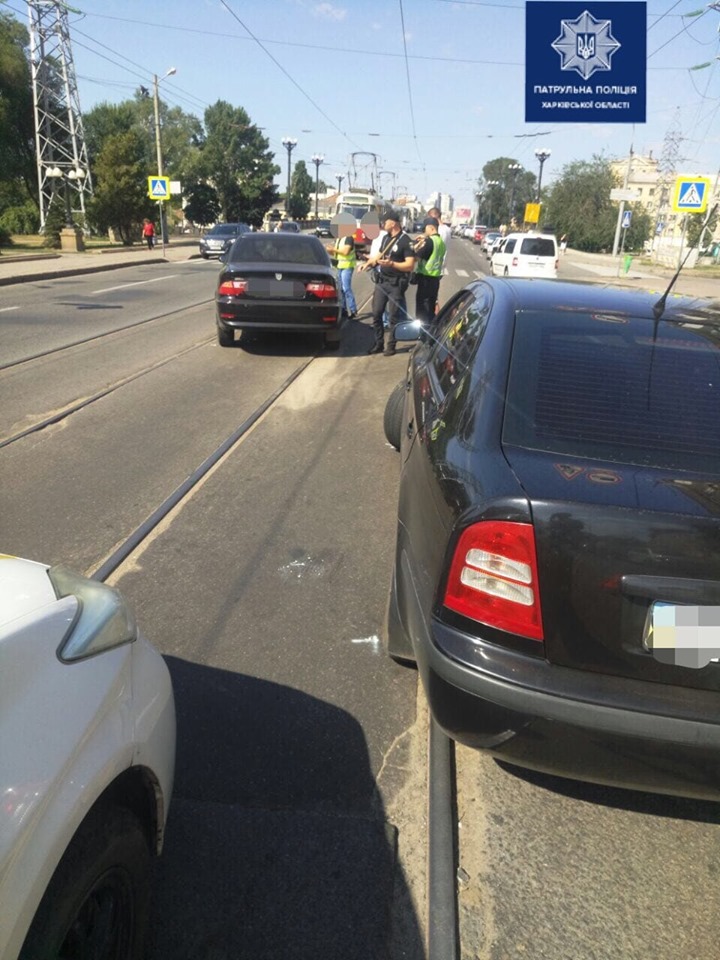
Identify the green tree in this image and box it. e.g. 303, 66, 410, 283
686, 207, 719, 250
183, 182, 220, 226
287, 160, 313, 220
86, 130, 154, 244
195, 100, 279, 225
42, 190, 67, 248
477, 157, 537, 227
0, 14, 37, 213
543, 157, 616, 251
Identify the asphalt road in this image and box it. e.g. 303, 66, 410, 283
3, 240, 720, 959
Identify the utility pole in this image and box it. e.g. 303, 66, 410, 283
282, 137, 297, 215
507, 163, 522, 223
336, 174, 344, 195
311, 154, 324, 220
611, 142, 633, 258
534, 149, 551, 203
153, 67, 176, 249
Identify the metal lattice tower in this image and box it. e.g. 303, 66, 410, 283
28, 0, 93, 229
655, 108, 683, 232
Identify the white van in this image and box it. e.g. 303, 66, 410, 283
490, 232, 558, 279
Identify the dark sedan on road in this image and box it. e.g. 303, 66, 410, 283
199, 222, 250, 259
215, 233, 341, 349
384, 277, 720, 800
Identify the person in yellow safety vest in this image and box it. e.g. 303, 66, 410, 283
412, 217, 447, 325
326, 232, 358, 319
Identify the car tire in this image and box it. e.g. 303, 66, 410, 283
323, 332, 341, 351
200, 253, 208, 260
19, 805, 152, 960
383, 380, 406, 451
217, 325, 234, 347
503, 267, 509, 277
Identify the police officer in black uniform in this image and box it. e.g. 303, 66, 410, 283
359, 208, 416, 356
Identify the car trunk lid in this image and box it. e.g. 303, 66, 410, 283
503, 446, 720, 691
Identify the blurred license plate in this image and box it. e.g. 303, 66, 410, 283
643, 601, 720, 667
269, 279, 296, 297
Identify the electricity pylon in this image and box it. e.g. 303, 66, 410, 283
28, 0, 93, 229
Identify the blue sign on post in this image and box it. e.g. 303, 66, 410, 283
622, 210, 632, 229
526, 3, 647, 123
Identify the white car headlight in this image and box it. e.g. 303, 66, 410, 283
49, 565, 137, 662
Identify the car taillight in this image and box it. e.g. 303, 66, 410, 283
218, 279, 247, 296
443, 521, 543, 641
306, 281, 336, 299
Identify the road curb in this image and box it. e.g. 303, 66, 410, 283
0, 253, 200, 287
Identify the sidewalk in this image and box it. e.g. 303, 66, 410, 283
0, 238, 199, 287
562, 246, 720, 299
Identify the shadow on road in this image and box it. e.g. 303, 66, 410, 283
147, 656, 425, 960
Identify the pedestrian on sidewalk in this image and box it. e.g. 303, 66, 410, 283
560, 234, 568, 255
142, 219, 156, 250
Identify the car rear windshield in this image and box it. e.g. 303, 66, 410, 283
504, 310, 720, 471
229, 235, 328, 265
210, 224, 247, 235
519, 238, 555, 257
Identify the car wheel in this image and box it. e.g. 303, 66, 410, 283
383, 380, 406, 451
323, 332, 340, 351
503, 267, 509, 277
217, 325, 234, 347
19, 805, 151, 960
200, 253, 208, 260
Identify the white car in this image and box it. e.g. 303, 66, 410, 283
490, 231, 558, 278
0, 555, 176, 959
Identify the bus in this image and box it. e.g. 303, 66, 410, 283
334, 190, 385, 255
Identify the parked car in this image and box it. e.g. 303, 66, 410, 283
490, 231, 558, 278
481, 230, 501, 254
472, 224, 488, 245
462, 225, 475, 240
277, 220, 301, 233
489, 235, 505, 258
199, 222, 251, 259
383, 277, 720, 800
216, 232, 341, 349
314, 219, 333, 238
0, 555, 175, 959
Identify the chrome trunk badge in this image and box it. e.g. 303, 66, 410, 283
275, 272, 283, 280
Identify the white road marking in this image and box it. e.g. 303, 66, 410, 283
94, 276, 177, 294
0, 306, 19, 313
351, 635, 381, 647
456, 269, 469, 277
474, 270, 484, 277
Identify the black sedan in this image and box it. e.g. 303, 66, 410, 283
215, 233, 341, 349
384, 277, 720, 800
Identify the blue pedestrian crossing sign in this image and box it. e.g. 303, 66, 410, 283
147, 176, 170, 201
622, 210, 632, 229
672, 176, 711, 214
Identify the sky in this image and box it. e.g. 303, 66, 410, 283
12, 0, 720, 209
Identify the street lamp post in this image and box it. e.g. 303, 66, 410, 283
486, 180, 499, 227
46, 166, 86, 251
475, 191, 483, 225
153, 67, 176, 248
534, 149, 551, 203
336, 174, 344, 195
311, 154, 324, 220
282, 137, 297, 215
507, 163, 522, 223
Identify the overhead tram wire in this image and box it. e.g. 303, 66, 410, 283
217, 0, 364, 153
397, 0, 425, 169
